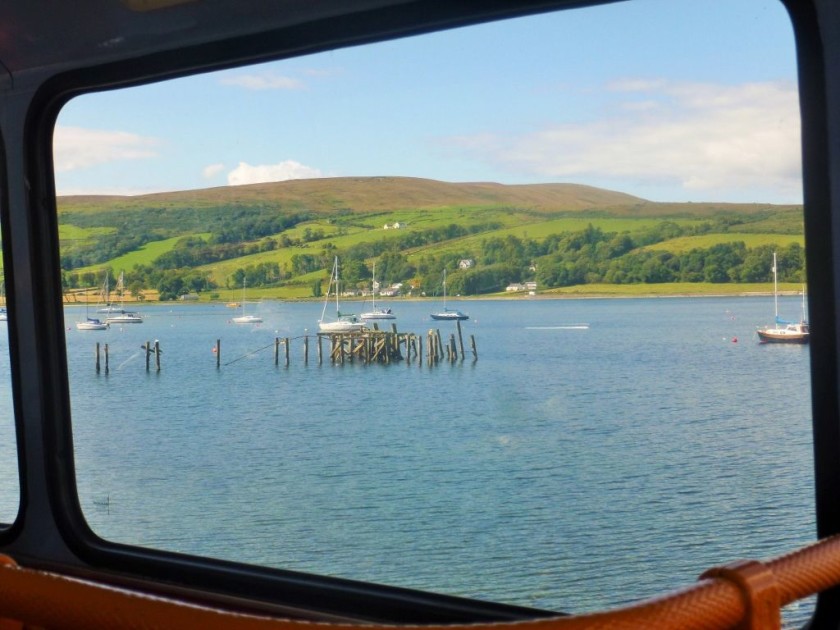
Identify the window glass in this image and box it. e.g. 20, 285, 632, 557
0, 271, 17, 524
58, 0, 811, 623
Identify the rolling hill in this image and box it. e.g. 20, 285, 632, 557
55, 177, 805, 301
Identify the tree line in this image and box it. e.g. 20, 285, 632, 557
62, 219, 805, 299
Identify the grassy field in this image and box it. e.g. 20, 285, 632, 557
644, 233, 804, 253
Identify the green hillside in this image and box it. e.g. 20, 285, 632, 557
56, 177, 805, 301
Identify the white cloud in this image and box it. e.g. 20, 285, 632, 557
220, 73, 304, 91
203, 163, 226, 179
53, 125, 160, 172
227, 160, 324, 185
446, 80, 802, 201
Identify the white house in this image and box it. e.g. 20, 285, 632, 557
458, 259, 474, 269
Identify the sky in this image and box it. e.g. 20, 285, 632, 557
53, 0, 801, 204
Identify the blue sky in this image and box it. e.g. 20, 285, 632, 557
54, 0, 801, 204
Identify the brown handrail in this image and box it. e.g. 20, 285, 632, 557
2, 535, 840, 629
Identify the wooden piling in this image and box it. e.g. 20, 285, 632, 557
145, 341, 151, 371
154, 340, 161, 371
456, 320, 465, 360
470, 334, 478, 360
303, 335, 309, 364
317, 334, 323, 365
216, 339, 221, 368
284, 337, 290, 367
449, 334, 457, 363
95, 342, 100, 373
274, 337, 280, 366
104, 343, 109, 374
436, 329, 444, 360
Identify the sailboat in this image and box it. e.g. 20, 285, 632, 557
430, 269, 468, 321
360, 262, 396, 321
76, 310, 109, 330
757, 252, 809, 344
97, 274, 123, 314
232, 277, 263, 324
319, 257, 366, 333
76, 273, 109, 330
104, 271, 143, 324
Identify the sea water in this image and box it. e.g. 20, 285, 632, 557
0, 296, 818, 624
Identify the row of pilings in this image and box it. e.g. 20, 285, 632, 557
216, 321, 477, 367
93, 323, 476, 372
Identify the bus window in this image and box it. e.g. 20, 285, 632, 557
56, 0, 810, 623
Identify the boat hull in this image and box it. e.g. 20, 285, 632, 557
757, 329, 809, 344
232, 315, 263, 324
76, 319, 109, 330
430, 311, 468, 321
360, 311, 396, 320
105, 313, 143, 324
319, 321, 367, 333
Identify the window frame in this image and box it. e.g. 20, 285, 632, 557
0, 0, 838, 625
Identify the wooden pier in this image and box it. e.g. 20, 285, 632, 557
314, 321, 475, 366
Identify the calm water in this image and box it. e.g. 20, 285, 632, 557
0, 296, 818, 623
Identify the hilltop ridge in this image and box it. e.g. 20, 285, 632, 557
58, 177, 647, 214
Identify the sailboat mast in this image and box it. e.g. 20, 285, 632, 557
773, 252, 779, 319
443, 269, 447, 309
335, 257, 340, 314
319, 258, 336, 323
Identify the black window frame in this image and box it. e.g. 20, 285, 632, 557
0, 0, 838, 626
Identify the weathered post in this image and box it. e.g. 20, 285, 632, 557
216, 339, 221, 368
303, 335, 309, 364
104, 343, 109, 374
436, 328, 444, 359
145, 341, 151, 371
274, 337, 280, 366
284, 337, 290, 367
95, 342, 101, 373
417, 334, 423, 365
154, 340, 161, 371
470, 334, 478, 360
449, 334, 457, 363
317, 334, 323, 365
456, 320, 465, 360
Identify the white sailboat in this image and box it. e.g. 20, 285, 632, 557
757, 252, 809, 343
360, 262, 396, 321
105, 271, 143, 324
77, 273, 110, 330
97, 275, 123, 314
232, 277, 263, 324
319, 257, 366, 333
430, 268, 468, 321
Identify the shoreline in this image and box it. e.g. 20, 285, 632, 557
59, 289, 799, 306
